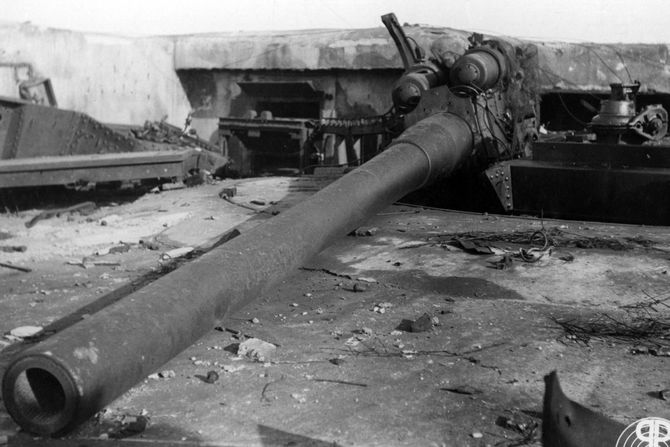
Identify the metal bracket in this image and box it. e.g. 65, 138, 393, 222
484, 162, 513, 212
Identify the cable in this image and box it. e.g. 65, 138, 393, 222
611, 48, 634, 83
576, 44, 623, 82
556, 92, 589, 126
537, 66, 604, 101
471, 96, 512, 153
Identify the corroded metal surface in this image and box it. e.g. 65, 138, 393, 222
1, 113, 473, 435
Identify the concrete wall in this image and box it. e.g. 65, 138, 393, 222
0, 22, 191, 126
178, 69, 401, 118
2, 20, 670, 134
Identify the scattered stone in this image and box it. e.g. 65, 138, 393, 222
158, 370, 175, 379
109, 415, 149, 439
218, 186, 237, 198
559, 253, 575, 262
361, 327, 373, 336
9, 325, 43, 338
357, 277, 377, 283
290, 303, 299, 307
238, 338, 277, 362
344, 337, 360, 347
161, 247, 194, 260
352, 227, 378, 237
304, 292, 312, 298
471, 431, 483, 439
410, 313, 433, 332
139, 240, 160, 250
442, 385, 483, 395
649, 347, 670, 357
250, 317, 260, 324
221, 364, 245, 373
372, 302, 393, 313
160, 182, 186, 191
0, 245, 27, 253
353, 283, 368, 293
329, 358, 345, 366
631, 346, 650, 355
203, 371, 219, 384
390, 330, 403, 336
291, 393, 307, 404
431, 316, 440, 326
660, 389, 670, 400
250, 200, 266, 206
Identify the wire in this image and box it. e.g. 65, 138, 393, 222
611, 48, 634, 83
471, 96, 511, 153
576, 44, 623, 82
556, 92, 589, 126
537, 66, 604, 101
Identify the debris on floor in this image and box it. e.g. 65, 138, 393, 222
7, 325, 43, 339
0, 246, 26, 253
0, 261, 31, 273
238, 337, 277, 362
350, 226, 378, 237
410, 313, 434, 332
199, 370, 220, 384
161, 246, 194, 260
147, 370, 176, 380
25, 201, 96, 228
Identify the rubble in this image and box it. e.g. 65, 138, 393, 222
161, 247, 194, 260
218, 186, 237, 198
410, 313, 433, 332
237, 337, 277, 362
8, 325, 43, 338
0, 245, 27, 253
202, 371, 219, 384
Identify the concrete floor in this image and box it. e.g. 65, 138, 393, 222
1, 177, 669, 446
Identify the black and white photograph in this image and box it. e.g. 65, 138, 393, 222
0, 1, 669, 445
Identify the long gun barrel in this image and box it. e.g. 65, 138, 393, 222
2, 112, 474, 435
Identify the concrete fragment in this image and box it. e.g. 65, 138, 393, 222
410, 313, 433, 332
221, 364, 245, 373
9, 325, 43, 338
357, 277, 377, 283
203, 371, 219, 384
0, 245, 27, 253
353, 283, 368, 292
218, 186, 237, 198
161, 247, 194, 260
160, 182, 186, 191
291, 393, 307, 403
238, 337, 277, 362
352, 226, 378, 236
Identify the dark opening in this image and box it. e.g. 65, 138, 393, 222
13, 368, 67, 426
256, 100, 320, 119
